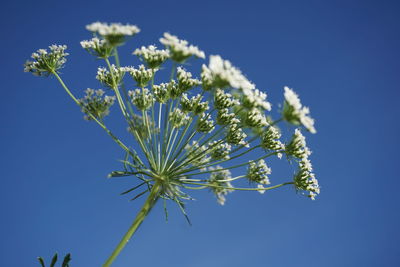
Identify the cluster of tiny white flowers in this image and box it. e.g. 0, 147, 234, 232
96, 65, 127, 88
244, 108, 269, 128
242, 88, 271, 111
216, 108, 240, 126
86, 22, 140, 37
286, 129, 311, 159
78, 88, 116, 120
24, 45, 68, 76
214, 89, 240, 109
283, 86, 316, 134
226, 124, 248, 147
80, 37, 113, 58
247, 159, 271, 192
261, 126, 285, 152
208, 166, 233, 205
180, 94, 209, 115
286, 129, 319, 199
177, 67, 201, 92
197, 114, 215, 133
153, 83, 169, 103
133, 45, 170, 69
203, 55, 255, 91
185, 141, 210, 167
160, 32, 205, 62
126, 65, 157, 88
128, 88, 154, 110
169, 108, 191, 128
209, 141, 231, 161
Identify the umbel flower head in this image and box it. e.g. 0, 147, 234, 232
86, 22, 140, 46
24, 45, 68, 76
283, 86, 316, 134
78, 88, 116, 120
24, 21, 321, 267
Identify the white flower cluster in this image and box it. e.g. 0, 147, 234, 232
208, 166, 233, 205
24, 45, 68, 76
216, 108, 240, 126
261, 126, 285, 152
286, 129, 311, 159
242, 88, 271, 111
247, 159, 271, 193
128, 88, 154, 110
226, 124, 248, 147
295, 158, 320, 200
78, 88, 116, 120
214, 89, 240, 109
169, 108, 191, 128
126, 65, 157, 88
197, 114, 215, 133
177, 67, 201, 92
244, 108, 269, 128
283, 87, 316, 134
209, 141, 231, 161
133, 45, 170, 69
86, 22, 140, 37
160, 32, 205, 62
180, 94, 209, 115
96, 65, 127, 88
202, 55, 254, 91
185, 141, 210, 167
153, 83, 170, 103
80, 37, 112, 58
286, 129, 319, 199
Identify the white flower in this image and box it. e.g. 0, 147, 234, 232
128, 88, 154, 110
127, 64, 157, 88
160, 33, 205, 62
245, 108, 269, 128
242, 88, 271, 111
214, 89, 240, 109
261, 126, 285, 151
133, 45, 170, 68
208, 166, 233, 205
283, 86, 316, 134
24, 45, 68, 76
78, 88, 115, 120
206, 55, 255, 91
247, 159, 271, 185
209, 141, 231, 161
86, 22, 140, 36
80, 37, 112, 58
286, 129, 312, 159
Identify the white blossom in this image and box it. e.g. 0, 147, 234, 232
86, 22, 140, 37
283, 86, 316, 134
133, 45, 170, 68
160, 32, 205, 62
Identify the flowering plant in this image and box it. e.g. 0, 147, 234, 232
25, 22, 319, 267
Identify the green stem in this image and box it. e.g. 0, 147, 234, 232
103, 182, 162, 267
52, 72, 144, 166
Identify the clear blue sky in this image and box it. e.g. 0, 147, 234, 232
1, 0, 399, 266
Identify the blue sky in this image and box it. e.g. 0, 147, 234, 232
1, 0, 400, 266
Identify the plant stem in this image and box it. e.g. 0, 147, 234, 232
103, 182, 162, 267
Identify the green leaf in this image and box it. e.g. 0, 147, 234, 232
50, 253, 58, 267
37, 257, 45, 267
129, 190, 148, 201
120, 181, 147, 195
62, 253, 71, 267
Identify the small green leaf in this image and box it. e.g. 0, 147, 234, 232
62, 253, 71, 267
120, 181, 147, 195
129, 190, 148, 201
37, 257, 45, 267
50, 253, 58, 267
